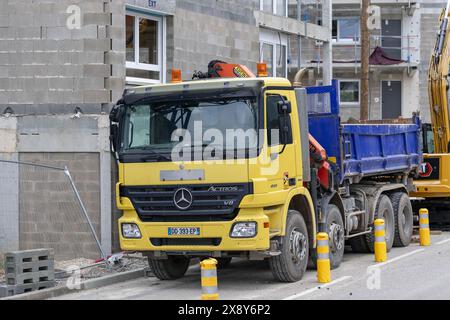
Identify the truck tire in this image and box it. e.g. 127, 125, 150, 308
365, 195, 395, 253
269, 210, 309, 283
148, 256, 190, 280
310, 205, 345, 269
390, 192, 413, 247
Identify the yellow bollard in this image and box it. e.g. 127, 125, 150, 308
316, 232, 331, 283
200, 258, 219, 300
374, 219, 387, 262
419, 209, 431, 246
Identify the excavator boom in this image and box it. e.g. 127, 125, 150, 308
429, 4, 450, 153
412, 1, 450, 230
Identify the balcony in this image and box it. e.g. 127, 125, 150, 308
303, 34, 419, 73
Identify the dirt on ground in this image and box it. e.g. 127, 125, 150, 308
54, 253, 148, 285
0, 253, 148, 286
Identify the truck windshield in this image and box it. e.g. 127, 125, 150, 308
121, 97, 259, 158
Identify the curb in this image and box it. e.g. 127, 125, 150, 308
1, 268, 146, 300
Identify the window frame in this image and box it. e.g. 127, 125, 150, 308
125, 8, 166, 85
259, 0, 288, 17
332, 17, 361, 45
266, 94, 292, 147
339, 79, 361, 105
259, 30, 288, 78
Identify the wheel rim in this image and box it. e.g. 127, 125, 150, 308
329, 223, 345, 253
400, 206, 412, 235
380, 208, 393, 243
289, 228, 307, 265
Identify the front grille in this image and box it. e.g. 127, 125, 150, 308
120, 183, 252, 222
150, 238, 222, 247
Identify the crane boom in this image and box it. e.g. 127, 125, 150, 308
429, 3, 450, 153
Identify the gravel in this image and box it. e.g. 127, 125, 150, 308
0, 252, 148, 287
54, 253, 148, 285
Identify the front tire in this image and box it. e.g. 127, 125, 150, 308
391, 192, 413, 247
269, 210, 309, 283
148, 256, 190, 280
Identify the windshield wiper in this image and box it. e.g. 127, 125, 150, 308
126, 147, 171, 162
141, 154, 171, 162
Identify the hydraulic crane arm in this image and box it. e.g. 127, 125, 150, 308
429, 1, 450, 153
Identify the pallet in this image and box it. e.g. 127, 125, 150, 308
2, 249, 56, 297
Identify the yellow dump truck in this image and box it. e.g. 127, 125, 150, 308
110, 72, 421, 283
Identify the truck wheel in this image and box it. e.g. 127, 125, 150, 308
148, 256, 190, 280
365, 195, 395, 252
391, 192, 413, 247
310, 205, 345, 269
269, 210, 309, 283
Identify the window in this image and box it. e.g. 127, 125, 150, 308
339, 80, 360, 104
261, 43, 274, 77
382, 19, 402, 60
266, 95, 282, 146
122, 98, 259, 153
126, 10, 165, 85
332, 18, 360, 44
260, 0, 287, 17
266, 95, 292, 146
260, 30, 288, 78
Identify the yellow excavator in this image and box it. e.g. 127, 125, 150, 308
412, 1, 450, 229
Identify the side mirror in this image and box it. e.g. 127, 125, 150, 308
110, 124, 120, 154
110, 104, 123, 122
277, 101, 292, 114
277, 101, 293, 146
110, 104, 124, 154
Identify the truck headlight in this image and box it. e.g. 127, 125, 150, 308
122, 223, 142, 239
230, 222, 257, 238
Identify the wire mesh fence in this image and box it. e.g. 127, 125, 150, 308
0, 158, 105, 262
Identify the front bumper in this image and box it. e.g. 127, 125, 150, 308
119, 209, 270, 253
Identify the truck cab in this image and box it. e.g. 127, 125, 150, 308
111, 77, 316, 282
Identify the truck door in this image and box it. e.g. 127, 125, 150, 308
260, 90, 298, 192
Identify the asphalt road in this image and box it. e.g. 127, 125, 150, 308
53, 232, 450, 300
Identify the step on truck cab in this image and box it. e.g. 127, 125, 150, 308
110, 71, 422, 283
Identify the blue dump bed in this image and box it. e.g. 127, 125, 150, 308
306, 81, 421, 184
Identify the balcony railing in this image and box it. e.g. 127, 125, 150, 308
300, 34, 419, 73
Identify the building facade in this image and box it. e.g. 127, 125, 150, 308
0, 0, 331, 257
298, 0, 445, 122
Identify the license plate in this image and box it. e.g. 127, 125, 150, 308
168, 227, 201, 236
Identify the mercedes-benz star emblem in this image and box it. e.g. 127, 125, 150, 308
173, 188, 193, 210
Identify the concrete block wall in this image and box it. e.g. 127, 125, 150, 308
0, 0, 121, 258
171, 0, 260, 80
0, 0, 126, 115
18, 152, 101, 260
0, 114, 111, 259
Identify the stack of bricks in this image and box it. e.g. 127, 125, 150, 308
0, 249, 56, 298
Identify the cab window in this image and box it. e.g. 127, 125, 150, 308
266, 95, 291, 146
